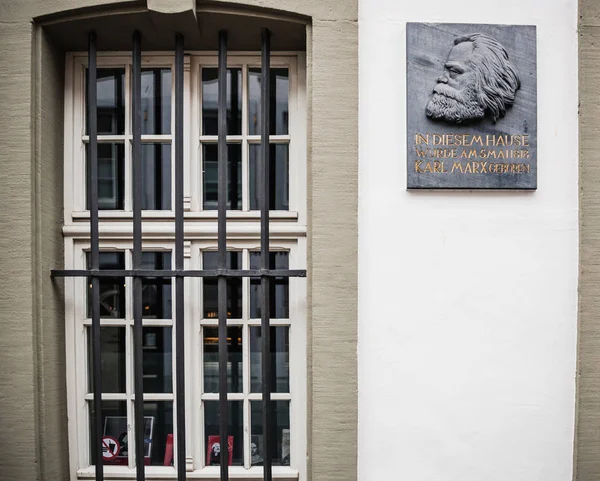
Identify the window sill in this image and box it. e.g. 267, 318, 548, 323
77, 465, 299, 480
63, 222, 307, 239
71, 211, 299, 221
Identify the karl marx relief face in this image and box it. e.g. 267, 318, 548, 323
426, 34, 521, 124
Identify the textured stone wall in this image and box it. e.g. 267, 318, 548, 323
0, 14, 68, 481
307, 15, 357, 481
0, 16, 37, 481
0, 1, 358, 480
577, 1, 600, 480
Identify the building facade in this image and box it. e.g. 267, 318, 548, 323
0, 0, 599, 480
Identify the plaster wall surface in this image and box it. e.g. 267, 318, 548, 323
358, 1, 578, 480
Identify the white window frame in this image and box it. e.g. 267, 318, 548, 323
64, 51, 307, 224
66, 53, 177, 218
63, 51, 307, 481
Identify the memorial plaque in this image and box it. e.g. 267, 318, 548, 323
406, 23, 537, 189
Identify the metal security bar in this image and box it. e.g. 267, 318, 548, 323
87, 29, 104, 481
175, 32, 187, 481
217, 29, 229, 481
132, 29, 145, 481
52, 28, 304, 481
260, 28, 274, 481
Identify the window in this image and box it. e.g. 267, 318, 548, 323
64, 51, 307, 478
196, 244, 299, 468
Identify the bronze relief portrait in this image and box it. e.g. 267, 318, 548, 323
426, 34, 521, 124
407, 23, 537, 189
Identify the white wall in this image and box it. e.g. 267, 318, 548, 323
358, 1, 578, 481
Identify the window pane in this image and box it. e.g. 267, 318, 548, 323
87, 327, 126, 393
250, 401, 290, 466
142, 68, 171, 135
202, 144, 242, 210
140, 402, 174, 466
86, 143, 125, 210
87, 252, 125, 318
250, 252, 289, 319
204, 401, 243, 466
86, 68, 125, 135
141, 144, 171, 210
203, 252, 242, 319
89, 400, 128, 465
142, 252, 172, 319
249, 144, 289, 210
250, 326, 289, 393
248, 68, 289, 135
143, 327, 173, 393
202, 68, 242, 135
203, 326, 243, 393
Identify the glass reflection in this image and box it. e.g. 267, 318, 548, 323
86, 143, 125, 210
248, 68, 289, 135
202, 144, 242, 210
87, 326, 126, 393
86, 68, 125, 135
87, 252, 125, 318
141, 252, 172, 319
141, 144, 171, 210
249, 144, 289, 210
250, 252, 289, 319
141, 402, 174, 466
203, 326, 243, 393
202, 252, 242, 319
141, 68, 171, 135
143, 327, 173, 393
204, 401, 243, 466
250, 326, 289, 393
250, 401, 290, 466
202, 68, 242, 135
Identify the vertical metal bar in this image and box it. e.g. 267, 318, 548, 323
217, 29, 229, 481
132, 30, 145, 481
88, 30, 104, 481
175, 33, 187, 481
260, 28, 273, 481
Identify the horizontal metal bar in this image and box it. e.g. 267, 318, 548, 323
51, 269, 306, 278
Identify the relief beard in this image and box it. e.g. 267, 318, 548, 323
425, 84, 484, 123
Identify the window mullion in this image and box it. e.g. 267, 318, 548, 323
242, 249, 250, 320
124, 62, 132, 212
243, 247, 251, 468
184, 55, 192, 212
242, 63, 249, 211
242, 139, 249, 212
198, 62, 204, 213
127, 400, 136, 469
124, 249, 136, 469
243, 394, 251, 469
125, 249, 134, 322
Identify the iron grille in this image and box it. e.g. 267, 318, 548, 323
52, 29, 306, 481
